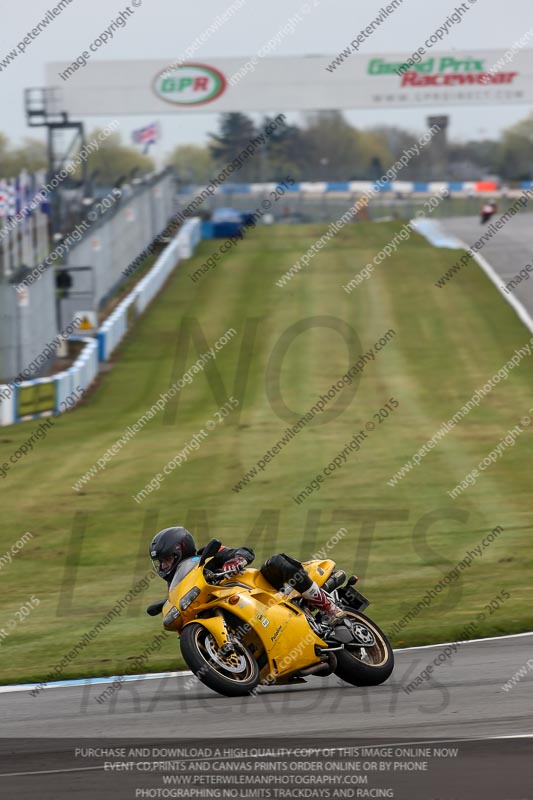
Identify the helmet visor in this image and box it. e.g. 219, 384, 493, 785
151, 551, 179, 579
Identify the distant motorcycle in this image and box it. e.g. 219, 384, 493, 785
480, 200, 497, 224
147, 538, 394, 697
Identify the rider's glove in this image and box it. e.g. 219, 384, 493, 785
221, 556, 247, 577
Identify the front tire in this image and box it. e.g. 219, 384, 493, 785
180, 622, 260, 697
334, 610, 394, 686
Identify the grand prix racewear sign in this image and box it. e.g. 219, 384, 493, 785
47, 50, 533, 113
369, 56, 518, 86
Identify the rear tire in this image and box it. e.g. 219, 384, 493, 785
334, 610, 394, 686
180, 622, 260, 697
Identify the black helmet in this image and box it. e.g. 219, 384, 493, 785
149, 526, 196, 581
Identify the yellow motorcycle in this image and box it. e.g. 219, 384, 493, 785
147, 539, 394, 697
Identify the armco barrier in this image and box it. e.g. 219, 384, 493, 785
0, 337, 99, 426
53, 337, 100, 414
0, 218, 201, 426
0, 390, 15, 427
98, 217, 201, 360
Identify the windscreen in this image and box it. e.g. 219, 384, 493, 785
169, 556, 200, 591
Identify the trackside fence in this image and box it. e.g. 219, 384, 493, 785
0, 218, 201, 427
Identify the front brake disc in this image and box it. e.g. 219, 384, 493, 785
205, 635, 247, 673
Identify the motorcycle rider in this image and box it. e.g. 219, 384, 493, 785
149, 526, 346, 626
480, 198, 497, 224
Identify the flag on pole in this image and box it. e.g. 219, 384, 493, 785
36, 170, 51, 216
132, 122, 160, 153
17, 171, 33, 265
15, 170, 32, 219
0, 180, 6, 277
35, 170, 50, 257
5, 178, 21, 266
0, 180, 7, 218
22, 169, 33, 217
6, 179, 16, 217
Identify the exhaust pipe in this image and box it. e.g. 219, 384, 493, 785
323, 570, 347, 593
300, 652, 337, 677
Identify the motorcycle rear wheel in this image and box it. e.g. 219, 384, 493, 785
180, 622, 260, 697
334, 610, 394, 686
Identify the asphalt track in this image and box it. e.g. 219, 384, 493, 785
1, 634, 532, 798
1, 633, 532, 738
439, 212, 533, 320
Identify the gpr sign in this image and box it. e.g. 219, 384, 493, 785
152, 63, 227, 106
47, 51, 533, 113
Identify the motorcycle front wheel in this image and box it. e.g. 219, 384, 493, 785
180, 622, 260, 697
334, 610, 394, 686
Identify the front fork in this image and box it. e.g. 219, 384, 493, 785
193, 609, 235, 655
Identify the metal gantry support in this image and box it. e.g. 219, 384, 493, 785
24, 87, 87, 235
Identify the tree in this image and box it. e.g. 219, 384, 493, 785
167, 144, 215, 183
0, 135, 47, 177
0, 133, 12, 177
294, 111, 357, 180
209, 113, 259, 181
352, 129, 394, 180
369, 125, 433, 180
447, 139, 500, 180
9, 138, 47, 174
259, 115, 305, 181
497, 113, 533, 180
80, 130, 155, 184
291, 112, 394, 181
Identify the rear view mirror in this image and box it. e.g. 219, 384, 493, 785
199, 538, 221, 565
146, 600, 166, 617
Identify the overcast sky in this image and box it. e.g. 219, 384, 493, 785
1, 0, 532, 167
